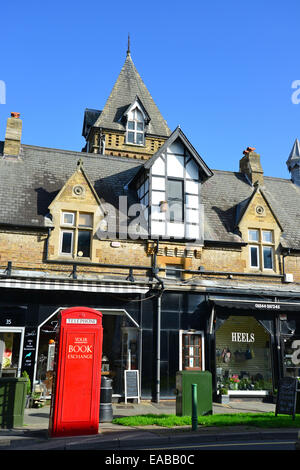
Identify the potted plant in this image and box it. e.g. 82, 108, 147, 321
229, 375, 240, 390
219, 386, 229, 404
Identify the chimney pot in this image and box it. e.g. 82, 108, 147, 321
11, 112, 20, 118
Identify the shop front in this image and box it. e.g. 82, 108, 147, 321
0, 306, 27, 378
36, 307, 141, 399
209, 297, 300, 399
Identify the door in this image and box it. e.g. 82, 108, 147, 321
180, 331, 204, 371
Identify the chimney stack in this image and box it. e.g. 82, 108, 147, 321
3, 112, 22, 156
239, 147, 264, 186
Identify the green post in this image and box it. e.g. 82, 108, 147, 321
191, 383, 197, 431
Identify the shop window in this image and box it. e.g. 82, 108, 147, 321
0, 329, 23, 377
60, 211, 93, 258
180, 331, 204, 370
248, 229, 274, 271
215, 316, 273, 393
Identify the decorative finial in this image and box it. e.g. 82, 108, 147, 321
127, 33, 131, 56
77, 157, 83, 168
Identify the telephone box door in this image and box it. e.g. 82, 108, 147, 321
49, 307, 103, 437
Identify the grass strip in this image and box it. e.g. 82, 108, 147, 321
112, 413, 300, 428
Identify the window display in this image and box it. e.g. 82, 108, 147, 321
0, 331, 22, 377
215, 315, 273, 393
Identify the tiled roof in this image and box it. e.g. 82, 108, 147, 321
0, 143, 142, 228
201, 170, 300, 249
0, 142, 299, 250
93, 53, 171, 137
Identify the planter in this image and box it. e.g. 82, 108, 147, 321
220, 394, 230, 404
229, 383, 238, 390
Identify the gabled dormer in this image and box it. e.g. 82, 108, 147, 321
48, 160, 106, 261
236, 183, 283, 272
122, 96, 150, 146
131, 126, 213, 242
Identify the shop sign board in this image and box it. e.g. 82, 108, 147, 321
275, 377, 298, 420
49, 307, 103, 437
124, 369, 140, 404
21, 327, 38, 386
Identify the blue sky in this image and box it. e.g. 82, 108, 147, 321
1, 0, 299, 179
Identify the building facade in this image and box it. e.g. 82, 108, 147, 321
1, 48, 300, 401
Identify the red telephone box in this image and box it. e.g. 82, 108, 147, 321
49, 307, 103, 437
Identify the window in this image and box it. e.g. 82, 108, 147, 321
215, 316, 273, 392
248, 229, 274, 271
61, 230, 73, 254
60, 211, 93, 258
263, 246, 273, 269
165, 264, 182, 280
126, 107, 144, 145
167, 179, 184, 222
249, 229, 259, 242
250, 245, 259, 268
61, 212, 75, 225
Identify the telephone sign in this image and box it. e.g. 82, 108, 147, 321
49, 307, 103, 437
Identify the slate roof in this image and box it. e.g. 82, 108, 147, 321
0, 143, 142, 228
0, 141, 300, 250
201, 169, 300, 249
287, 138, 300, 169
82, 108, 101, 138
93, 53, 171, 138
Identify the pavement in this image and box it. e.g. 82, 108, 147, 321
0, 399, 299, 451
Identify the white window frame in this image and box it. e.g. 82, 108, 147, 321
248, 229, 259, 242
179, 330, 205, 371
61, 211, 75, 226
262, 245, 274, 270
60, 229, 74, 255
126, 103, 145, 146
249, 245, 260, 268
248, 228, 275, 272
262, 230, 273, 243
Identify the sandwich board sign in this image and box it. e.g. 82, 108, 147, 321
275, 377, 298, 420
124, 369, 140, 404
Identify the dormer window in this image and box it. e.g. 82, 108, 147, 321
127, 106, 144, 145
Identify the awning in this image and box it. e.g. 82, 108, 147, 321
0, 277, 150, 294
209, 297, 300, 312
